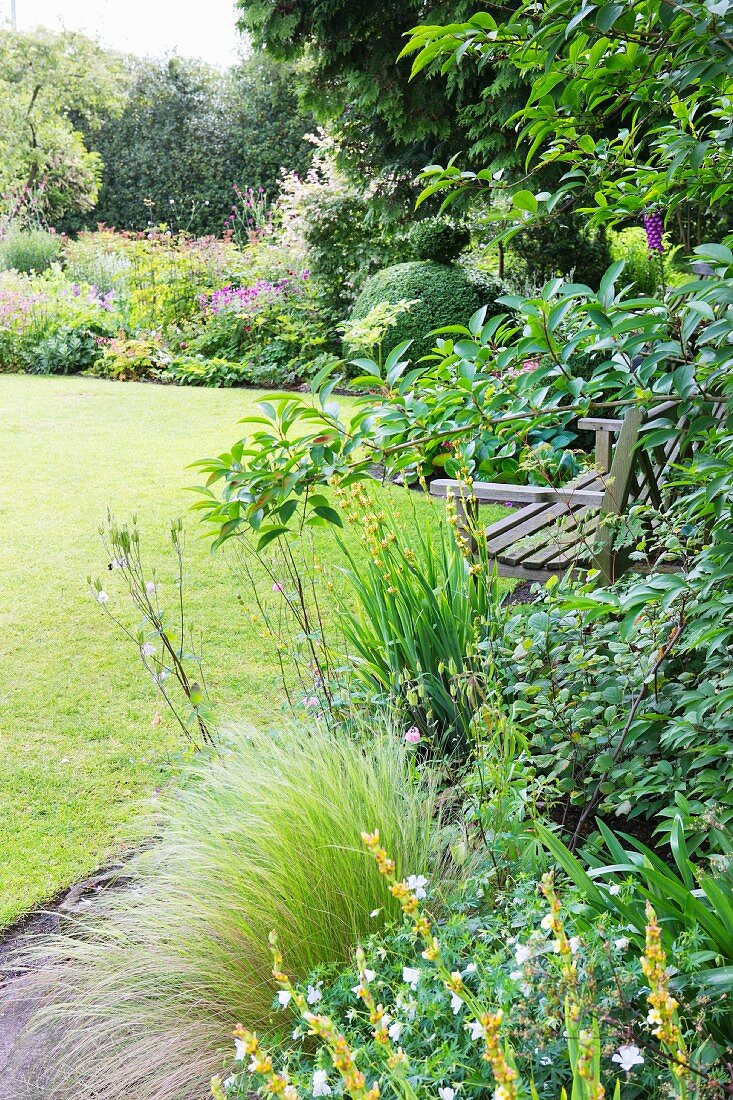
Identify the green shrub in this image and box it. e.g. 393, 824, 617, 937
348, 261, 501, 362
63, 232, 131, 292
0, 226, 63, 273
89, 335, 170, 381
409, 219, 470, 263
28, 325, 106, 375
24, 724, 447, 1100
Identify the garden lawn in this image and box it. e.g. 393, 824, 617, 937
0, 374, 506, 928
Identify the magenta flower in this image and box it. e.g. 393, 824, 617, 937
405, 726, 421, 744
272, 581, 285, 593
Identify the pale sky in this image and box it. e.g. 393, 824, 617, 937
5, 0, 246, 67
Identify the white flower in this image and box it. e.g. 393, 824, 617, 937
514, 943, 532, 965
608, 883, 621, 896
509, 970, 523, 981
540, 913, 554, 931
407, 874, 428, 899
450, 991, 463, 1014
97, 590, 109, 604
463, 962, 477, 975
611, 1044, 644, 1072
234, 1037, 247, 1061
388, 1021, 403, 1041
614, 937, 630, 951
439, 1089, 456, 1100
307, 983, 323, 1004
312, 1070, 332, 1096
140, 642, 156, 657
402, 966, 421, 990
467, 1019, 485, 1041
568, 936, 581, 955
277, 990, 292, 1008
370, 908, 380, 918
145, 580, 156, 596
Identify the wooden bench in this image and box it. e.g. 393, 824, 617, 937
430, 401, 707, 583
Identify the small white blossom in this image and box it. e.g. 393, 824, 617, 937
140, 642, 156, 657
233, 1037, 247, 1061
277, 990, 292, 1008
611, 1044, 644, 1072
145, 581, 156, 596
312, 1070, 332, 1096
402, 966, 420, 990
363, 968, 376, 984
614, 937, 630, 951
407, 874, 428, 899
540, 913, 554, 931
608, 883, 621, 896
307, 983, 323, 1004
514, 943, 532, 965
97, 590, 109, 604
450, 991, 463, 1014
509, 970, 523, 981
467, 1019, 485, 1041
463, 962, 477, 974
370, 908, 380, 918
439, 1089, 456, 1100
388, 1021, 403, 1041
569, 936, 581, 955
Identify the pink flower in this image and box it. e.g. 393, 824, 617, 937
272, 581, 285, 593
405, 726, 421, 744
303, 696, 319, 709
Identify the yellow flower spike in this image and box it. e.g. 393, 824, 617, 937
421, 937, 440, 962
577, 1028, 604, 1100
641, 902, 687, 1075
211, 1076, 227, 1100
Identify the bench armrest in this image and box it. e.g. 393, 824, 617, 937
430, 478, 605, 507
576, 417, 624, 432
430, 479, 555, 503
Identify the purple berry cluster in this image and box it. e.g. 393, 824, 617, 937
643, 210, 664, 254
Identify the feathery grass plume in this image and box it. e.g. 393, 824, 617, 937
17, 724, 446, 1100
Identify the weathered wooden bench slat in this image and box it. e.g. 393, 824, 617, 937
431, 398, 721, 583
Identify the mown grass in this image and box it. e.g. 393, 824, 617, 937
0, 374, 505, 927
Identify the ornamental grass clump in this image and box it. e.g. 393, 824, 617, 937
20, 725, 445, 1100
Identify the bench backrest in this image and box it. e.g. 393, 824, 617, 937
595, 397, 723, 577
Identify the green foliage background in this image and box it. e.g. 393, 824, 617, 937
62, 53, 316, 236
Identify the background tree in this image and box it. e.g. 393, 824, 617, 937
67, 53, 315, 236
234, 0, 526, 218
0, 28, 126, 222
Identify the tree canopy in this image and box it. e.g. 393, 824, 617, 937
234, 0, 526, 211
0, 28, 125, 221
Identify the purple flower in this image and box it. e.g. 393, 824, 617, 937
643, 210, 664, 254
